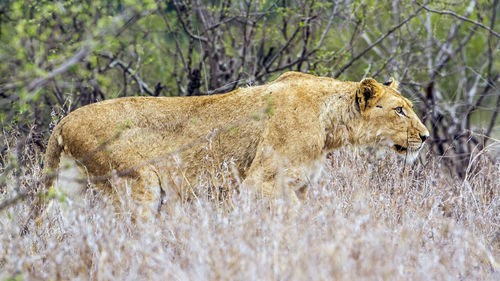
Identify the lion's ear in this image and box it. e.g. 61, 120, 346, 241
356, 78, 381, 112
383, 77, 399, 89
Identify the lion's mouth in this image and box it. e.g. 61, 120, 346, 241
392, 143, 423, 162
394, 144, 407, 153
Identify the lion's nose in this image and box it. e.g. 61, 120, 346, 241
419, 133, 429, 142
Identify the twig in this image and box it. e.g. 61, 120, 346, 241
156, 0, 187, 70
316, 3, 337, 49
172, 1, 208, 42
201, 79, 246, 95
417, 2, 500, 40
431, 23, 479, 81
27, 46, 91, 93
334, 7, 424, 78
262, 23, 302, 71
96, 52, 154, 95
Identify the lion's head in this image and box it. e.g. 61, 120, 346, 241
355, 77, 429, 161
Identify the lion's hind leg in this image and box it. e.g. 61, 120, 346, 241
112, 165, 164, 223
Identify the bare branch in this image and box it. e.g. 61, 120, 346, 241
97, 52, 154, 96
431, 23, 479, 81
157, 0, 187, 70
316, 3, 337, 49
486, 90, 500, 138
417, 2, 500, 40
172, 1, 208, 42
334, 7, 424, 78
27, 46, 91, 93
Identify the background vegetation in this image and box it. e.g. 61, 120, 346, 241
0, 0, 499, 279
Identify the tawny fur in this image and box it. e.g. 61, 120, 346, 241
43, 71, 429, 215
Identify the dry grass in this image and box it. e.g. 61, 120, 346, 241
0, 144, 499, 280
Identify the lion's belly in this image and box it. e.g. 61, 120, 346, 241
175, 121, 264, 182
98, 118, 265, 183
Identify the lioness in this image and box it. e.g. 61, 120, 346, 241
42, 71, 429, 215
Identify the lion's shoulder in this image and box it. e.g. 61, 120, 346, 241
273, 71, 316, 83
272, 71, 340, 84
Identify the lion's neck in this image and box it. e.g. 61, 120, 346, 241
321, 89, 364, 151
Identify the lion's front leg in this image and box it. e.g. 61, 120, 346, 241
242, 174, 302, 206
242, 145, 323, 206
242, 112, 325, 205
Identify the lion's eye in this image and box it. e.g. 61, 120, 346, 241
394, 106, 405, 115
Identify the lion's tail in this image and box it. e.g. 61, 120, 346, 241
43, 124, 64, 188
24, 124, 64, 233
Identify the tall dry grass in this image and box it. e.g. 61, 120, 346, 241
0, 142, 499, 280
